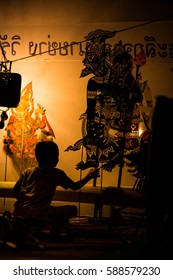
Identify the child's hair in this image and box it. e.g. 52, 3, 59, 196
35, 141, 59, 168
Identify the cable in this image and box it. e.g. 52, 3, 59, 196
10, 15, 173, 64
12, 40, 87, 63
116, 15, 173, 33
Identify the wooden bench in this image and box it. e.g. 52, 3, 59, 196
0, 181, 144, 218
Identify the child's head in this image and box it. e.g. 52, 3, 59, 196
35, 141, 59, 168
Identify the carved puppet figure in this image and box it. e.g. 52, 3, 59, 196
65, 29, 144, 175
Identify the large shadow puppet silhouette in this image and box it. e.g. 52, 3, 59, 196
65, 29, 148, 183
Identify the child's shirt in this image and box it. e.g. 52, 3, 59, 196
13, 166, 75, 217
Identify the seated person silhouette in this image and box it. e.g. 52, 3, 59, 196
13, 141, 100, 225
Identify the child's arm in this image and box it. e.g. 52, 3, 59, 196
70, 167, 100, 191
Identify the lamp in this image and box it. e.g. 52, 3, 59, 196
0, 72, 21, 108
0, 41, 22, 108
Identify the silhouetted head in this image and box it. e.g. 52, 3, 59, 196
35, 141, 59, 168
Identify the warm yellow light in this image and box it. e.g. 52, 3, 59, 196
138, 128, 143, 137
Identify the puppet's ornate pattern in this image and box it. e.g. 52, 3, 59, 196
66, 30, 147, 173
65, 29, 153, 191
